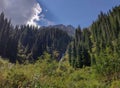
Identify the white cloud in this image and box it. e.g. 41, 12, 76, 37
27, 3, 42, 27
0, 0, 42, 27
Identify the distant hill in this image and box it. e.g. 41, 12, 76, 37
41, 24, 75, 36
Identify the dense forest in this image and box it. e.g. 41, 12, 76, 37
0, 13, 71, 63
69, 5, 120, 67
0, 5, 120, 88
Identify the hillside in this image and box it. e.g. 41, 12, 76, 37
0, 4, 120, 88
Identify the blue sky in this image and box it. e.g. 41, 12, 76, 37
0, 0, 119, 28
38, 0, 120, 28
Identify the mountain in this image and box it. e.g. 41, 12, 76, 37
41, 24, 75, 36
53, 24, 75, 36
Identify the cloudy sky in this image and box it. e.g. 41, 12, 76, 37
0, 0, 43, 27
0, 0, 120, 28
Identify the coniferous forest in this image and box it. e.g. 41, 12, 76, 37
0, 5, 120, 88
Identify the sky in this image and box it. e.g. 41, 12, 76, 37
0, 0, 120, 28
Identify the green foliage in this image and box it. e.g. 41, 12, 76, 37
0, 55, 106, 88
68, 27, 91, 68
110, 80, 120, 88
93, 46, 120, 83
67, 5, 120, 86
90, 5, 120, 83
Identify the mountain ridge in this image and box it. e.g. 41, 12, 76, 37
40, 24, 75, 36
